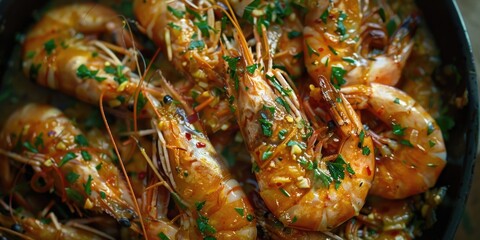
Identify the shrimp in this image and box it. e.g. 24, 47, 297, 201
143, 86, 256, 239
0, 104, 137, 228
340, 83, 446, 199
222, 5, 375, 230
134, 0, 235, 133
0, 214, 105, 240
22, 3, 142, 106
303, 0, 418, 87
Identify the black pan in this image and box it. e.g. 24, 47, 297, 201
0, 0, 477, 239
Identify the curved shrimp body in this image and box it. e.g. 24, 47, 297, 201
341, 83, 446, 199
223, 27, 374, 230
0, 214, 103, 240
0, 104, 137, 226
153, 99, 256, 239
303, 0, 417, 87
22, 3, 140, 105
134, 0, 223, 86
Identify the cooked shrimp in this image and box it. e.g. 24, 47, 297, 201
222, 6, 375, 230
0, 214, 106, 240
143, 87, 256, 239
22, 3, 142, 106
303, 0, 418, 87
0, 104, 138, 228
134, 0, 235, 133
341, 83, 446, 199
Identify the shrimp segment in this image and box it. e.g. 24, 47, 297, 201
0, 104, 137, 226
303, 0, 418, 87
151, 93, 256, 239
223, 12, 374, 230
341, 83, 446, 199
22, 3, 139, 105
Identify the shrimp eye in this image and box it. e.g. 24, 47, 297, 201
163, 95, 174, 104
11, 223, 24, 233
327, 120, 336, 130
118, 217, 131, 228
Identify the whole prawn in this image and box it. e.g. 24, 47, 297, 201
141, 78, 257, 239
222, 5, 375, 231
22, 3, 142, 106
303, 0, 418, 87
341, 83, 446, 199
0, 104, 137, 227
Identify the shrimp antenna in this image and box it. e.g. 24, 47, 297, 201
218, 0, 254, 65
99, 90, 148, 237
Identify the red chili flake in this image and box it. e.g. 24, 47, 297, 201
138, 172, 146, 180
185, 132, 192, 141
196, 142, 206, 148
366, 166, 372, 176
318, 47, 324, 52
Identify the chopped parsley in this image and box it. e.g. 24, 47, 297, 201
158, 232, 170, 240
275, 97, 290, 113
386, 19, 397, 37
100, 191, 107, 199
242, 0, 261, 23
393, 98, 400, 104
378, 8, 386, 22
66, 172, 80, 184
320, 8, 329, 24
362, 146, 371, 156
81, 150, 92, 161
336, 12, 348, 36
330, 66, 347, 89
23, 141, 38, 153
83, 175, 93, 196
259, 113, 273, 137
197, 215, 216, 235
392, 123, 406, 136
59, 152, 77, 167
342, 57, 356, 64
246, 63, 259, 74
427, 122, 435, 135
188, 40, 205, 50
288, 31, 302, 39
400, 139, 414, 147
44, 39, 56, 55
278, 129, 288, 140
74, 134, 89, 146
326, 154, 355, 189
96, 163, 103, 171
167, 22, 181, 30
262, 148, 273, 160
136, 92, 147, 112
196, 201, 206, 211
77, 64, 106, 82
234, 207, 245, 217
279, 188, 291, 197
223, 56, 241, 91
167, 6, 185, 18
328, 45, 338, 55
246, 214, 254, 222
307, 44, 320, 56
